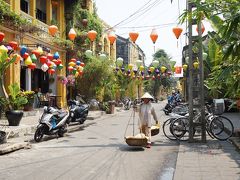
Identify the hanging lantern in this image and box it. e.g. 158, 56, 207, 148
53, 52, 60, 59
56, 59, 62, 65
175, 66, 182, 74
196, 23, 205, 34
183, 64, 188, 71
39, 56, 47, 64
25, 56, 32, 66
147, 69, 152, 75
0, 32, 5, 42
37, 47, 43, 55
129, 31, 139, 43
48, 68, 55, 75
203, 52, 208, 60
14, 54, 21, 64
68, 62, 76, 67
7, 46, 13, 52
85, 50, 92, 57
150, 66, 155, 73
28, 63, 36, 70
152, 75, 156, 80
80, 62, 85, 67
193, 61, 199, 69
139, 65, 144, 71
157, 74, 160, 79
76, 60, 81, 66
133, 69, 138, 75
0, 45, 8, 53
20, 46, 27, 56
41, 63, 49, 72
155, 68, 160, 74
47, 53, 54, 60
48, 25, 58, 36
79, 71, 83, 76
78, 66, 84, 72
145, 75, 150, 80
87, 30, 97, 41
23, 53, 29, 59
121, 67, 125, 72
128, 64, 133, 70
172, 27, 183, 39
82, 19, 88, 27
152, 60, 159, 68
30, 54, 37, 63
99, 53, 107, 60
108, 32, 116, 45
75, 71, 79, 77
57, 64, 63, 70
70, 58, 76, 63
32, 49, 40, 57
150, 29, 158, 44
68, 28, 77, 41
161, 66, 167, 73
136, 60, 142, 68
52, 59, 58, 65
68, 66, 74, 72
9, 41, 18, 50
46, 60, 52, 67
116, 57, 124, 67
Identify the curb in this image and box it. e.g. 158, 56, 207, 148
0, 142, 31, 155
229, 137, 240, 151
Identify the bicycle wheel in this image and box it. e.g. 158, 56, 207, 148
170, 117, 189, 141
210, 116, 234, 141
162, 118, 177, 140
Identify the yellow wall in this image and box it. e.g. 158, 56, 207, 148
2, 0, 67, 107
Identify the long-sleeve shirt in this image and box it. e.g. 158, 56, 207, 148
139, 102, 158, 127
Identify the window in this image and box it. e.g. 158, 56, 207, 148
36, 0, 47, 23
20, 0, 29, 14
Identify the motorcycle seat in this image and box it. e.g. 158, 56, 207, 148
58, 112, 68, 119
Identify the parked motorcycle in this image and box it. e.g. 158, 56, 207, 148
123, 98, 132, 110
34, 106, 69, 142
68, 99, 89, 124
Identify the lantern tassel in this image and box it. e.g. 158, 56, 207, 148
177, 41, 178, 48
153, 44, 155, 53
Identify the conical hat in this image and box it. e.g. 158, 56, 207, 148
141, 92, 154, 100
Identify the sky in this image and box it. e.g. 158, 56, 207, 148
94, 0, 211, 67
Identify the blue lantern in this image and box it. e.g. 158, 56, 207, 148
53, 52, 60, 59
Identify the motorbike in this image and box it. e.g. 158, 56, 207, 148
68, 99, 89, 124
34, 106, 69, 142
163, 103, 173, 115
124, 98, 132, 110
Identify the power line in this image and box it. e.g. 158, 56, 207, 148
116, 22, 176, 29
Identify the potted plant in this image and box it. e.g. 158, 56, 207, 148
4, 83, 28, 126
21, 90, 35, 111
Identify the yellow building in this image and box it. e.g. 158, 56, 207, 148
0, 0, 67, 107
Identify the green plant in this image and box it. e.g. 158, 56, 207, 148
20, 90, 35, 104
5, 83, 28, 110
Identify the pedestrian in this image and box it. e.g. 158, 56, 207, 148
138, 92, 159, 148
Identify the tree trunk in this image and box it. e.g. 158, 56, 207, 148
0, 76, 8, 99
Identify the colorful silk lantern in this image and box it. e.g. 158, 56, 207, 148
155, 68, 160, 74
70, 58, 76, 63
116, 57, 124, 67
172, 27, 183, 39
129, 31, 139, 43
56, 59, 62, 65
68, 66, 74, 72
99, 53, 107, 60
57, 64, 63, 70
87, 30, 97, 41
193, 61, 199, 69
46, 60, 52, 67
48, 25, 58, 36
75, 71, 79, 77
136, 60, 142, 68
196, 23, 205, 34
30, 54, 37, 62
25, 56, 32, 66
53, 52, 60, 59
23, 53, 29, 59
52, 59, 58, 65
0, 45, 8, 53
85, 50, 92, 57
9, 41, 18, 50
48, 68, 55, 75
150, 66, 155, 72
69, 62, 76, 67
47, 53, 53, 60
147, 69, 152, 75
121, 67, 125, 72
203, 52, 208, 60
37, 47, 43, 55
14, 54, 21, 64
150, 29, 158, 44
128, 64, 133, 70
28, 63, 36, 70
76, 60, 81, 66
78, 66, 84, 72
20, 46, 27, 56
41, 63, 49, 72
161, 66, 167, 73
0, 32, 5, 42
80, 62, 85, 67
183, 64, 188, 71
68, 28, 77, 41
108, 32, 116, 45
139, 65, 144, 71
40, 56, 47, 64
32, 49, 40, 57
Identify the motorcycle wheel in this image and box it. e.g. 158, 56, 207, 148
34, 125, 45, 142
164, 110, 169, 115
58, 125, 66, 137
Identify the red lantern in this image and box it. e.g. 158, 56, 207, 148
22, 53, 29, 59
68, 28, 77, 41
68, 66, 74, 72
56, 59, 62, 65
32, 49, 40, 57
28, 63, 36, 70
48, 68, 55, 75
150, 29, 158, 44
9, 41, 18, 50
80, 62, 85, 67
0, 32, 5, 42
196, 23, 205, 34
129, 31, 139, 43
48, 25, 58, 36
108, 32, 116, 45
79, 71, 83, 76
70, 58, 76, 63
14, 54, 21, 64
40, 56, 47, 64
47, 53, 53, 60
46, 60, 52, 67
52, 59, 58, 65
172, 27, 183, 39
87, 30, 97, 41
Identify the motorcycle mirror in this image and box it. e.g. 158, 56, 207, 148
43, 106, 48, 112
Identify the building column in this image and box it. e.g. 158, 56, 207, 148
29, 0, 36, 18
10, 0, 20, 14
26, 69, 32, 90
58, 0, 65, 38
46, 0, 52, 25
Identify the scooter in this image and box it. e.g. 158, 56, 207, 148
34, 106, 69, 142
68, 99, 89, 124
124, 98, 132, 110
163, 103, 173, 115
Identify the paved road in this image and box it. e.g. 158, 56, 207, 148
0, 102, 179, 180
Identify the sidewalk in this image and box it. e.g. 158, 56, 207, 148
174, 112, 240, 180
0, 108, 122, 155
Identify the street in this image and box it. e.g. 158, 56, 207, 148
0, 103, 179, 180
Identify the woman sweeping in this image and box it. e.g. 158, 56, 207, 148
139, 92, 159, 148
